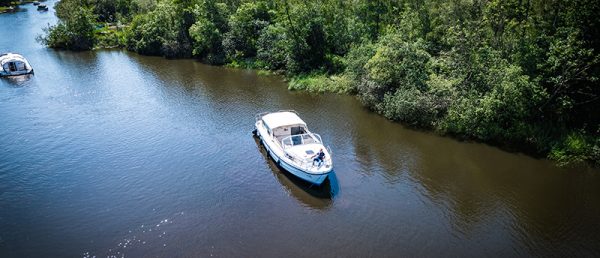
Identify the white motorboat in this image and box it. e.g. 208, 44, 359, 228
0, 53, 33, 77
254, 110, 333, 185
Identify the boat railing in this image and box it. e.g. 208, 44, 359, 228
284, 150, 332, 170
280, 133, 322, 149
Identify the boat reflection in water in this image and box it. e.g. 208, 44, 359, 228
253, 136, 339, 210
1, 73, 34, 86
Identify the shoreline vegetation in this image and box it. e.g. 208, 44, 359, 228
37, 0, 599, 167
0, 1, 40, 13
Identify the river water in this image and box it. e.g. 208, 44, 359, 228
1, 2, 599, 257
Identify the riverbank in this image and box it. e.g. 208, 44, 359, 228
0, 6, 12, 13
37, 0, 600, 167
0, 1, 40, 13
0, 5, 17, 13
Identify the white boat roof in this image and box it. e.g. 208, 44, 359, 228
0, 53, 29, 65
262, 111, 306, 129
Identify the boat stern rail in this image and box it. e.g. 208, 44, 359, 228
284, 152, 333, 172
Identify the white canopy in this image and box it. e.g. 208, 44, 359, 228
262, 111, 306, 129
0, 53, 29, 66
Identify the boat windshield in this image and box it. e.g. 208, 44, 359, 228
281, 133, 322, 148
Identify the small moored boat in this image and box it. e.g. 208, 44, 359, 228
37, 4, 48, 11
254, 110, 333, 185
0, 53, 34, 77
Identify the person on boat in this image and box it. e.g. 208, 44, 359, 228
312, 148, 326, 166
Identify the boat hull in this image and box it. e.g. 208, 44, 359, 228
256, 131, 330, 186
278, 157, 329, 185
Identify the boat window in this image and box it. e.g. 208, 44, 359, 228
292, 135, 302, 145
301, 134, 310, 144
282, 137, 292, 147
8, 62, 16, 72
16, 62, 25, 70
261, 119, 271, 134
282, 135, 301, 146
281, 133, 322, 148
291, 126, 305, 135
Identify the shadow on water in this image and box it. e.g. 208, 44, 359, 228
252, 135, 338, 210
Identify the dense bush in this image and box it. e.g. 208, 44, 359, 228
126, 0, 191, 57
438, 52, 547, 143
222, 1, 272, 60
550, 132, 600, 167
40, 0, 600, 167
256, 24, 288, 70
188, 0, 229, 63
39, 6, 96, 50
358, 36, 431, 109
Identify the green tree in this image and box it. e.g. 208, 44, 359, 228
279, 3, 328, 74
188, 0, 229, 63
256, 24, 288, 70
357, 34, 431, 110
39, 5, 97, 50
222, 1, 272, 60
126, 1, 182, 56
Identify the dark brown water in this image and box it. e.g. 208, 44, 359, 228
1, 2, 600, 257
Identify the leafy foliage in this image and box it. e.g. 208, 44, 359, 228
188, 0, 229, 63
223, 1, 272, 60
38, 5, 97, 50
40, 0, 600, 166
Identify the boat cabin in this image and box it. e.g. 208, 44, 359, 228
3, 60, 26, 72
261, 111, 307, 141
260, 111, 323, 148
0, 53, 33, 77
